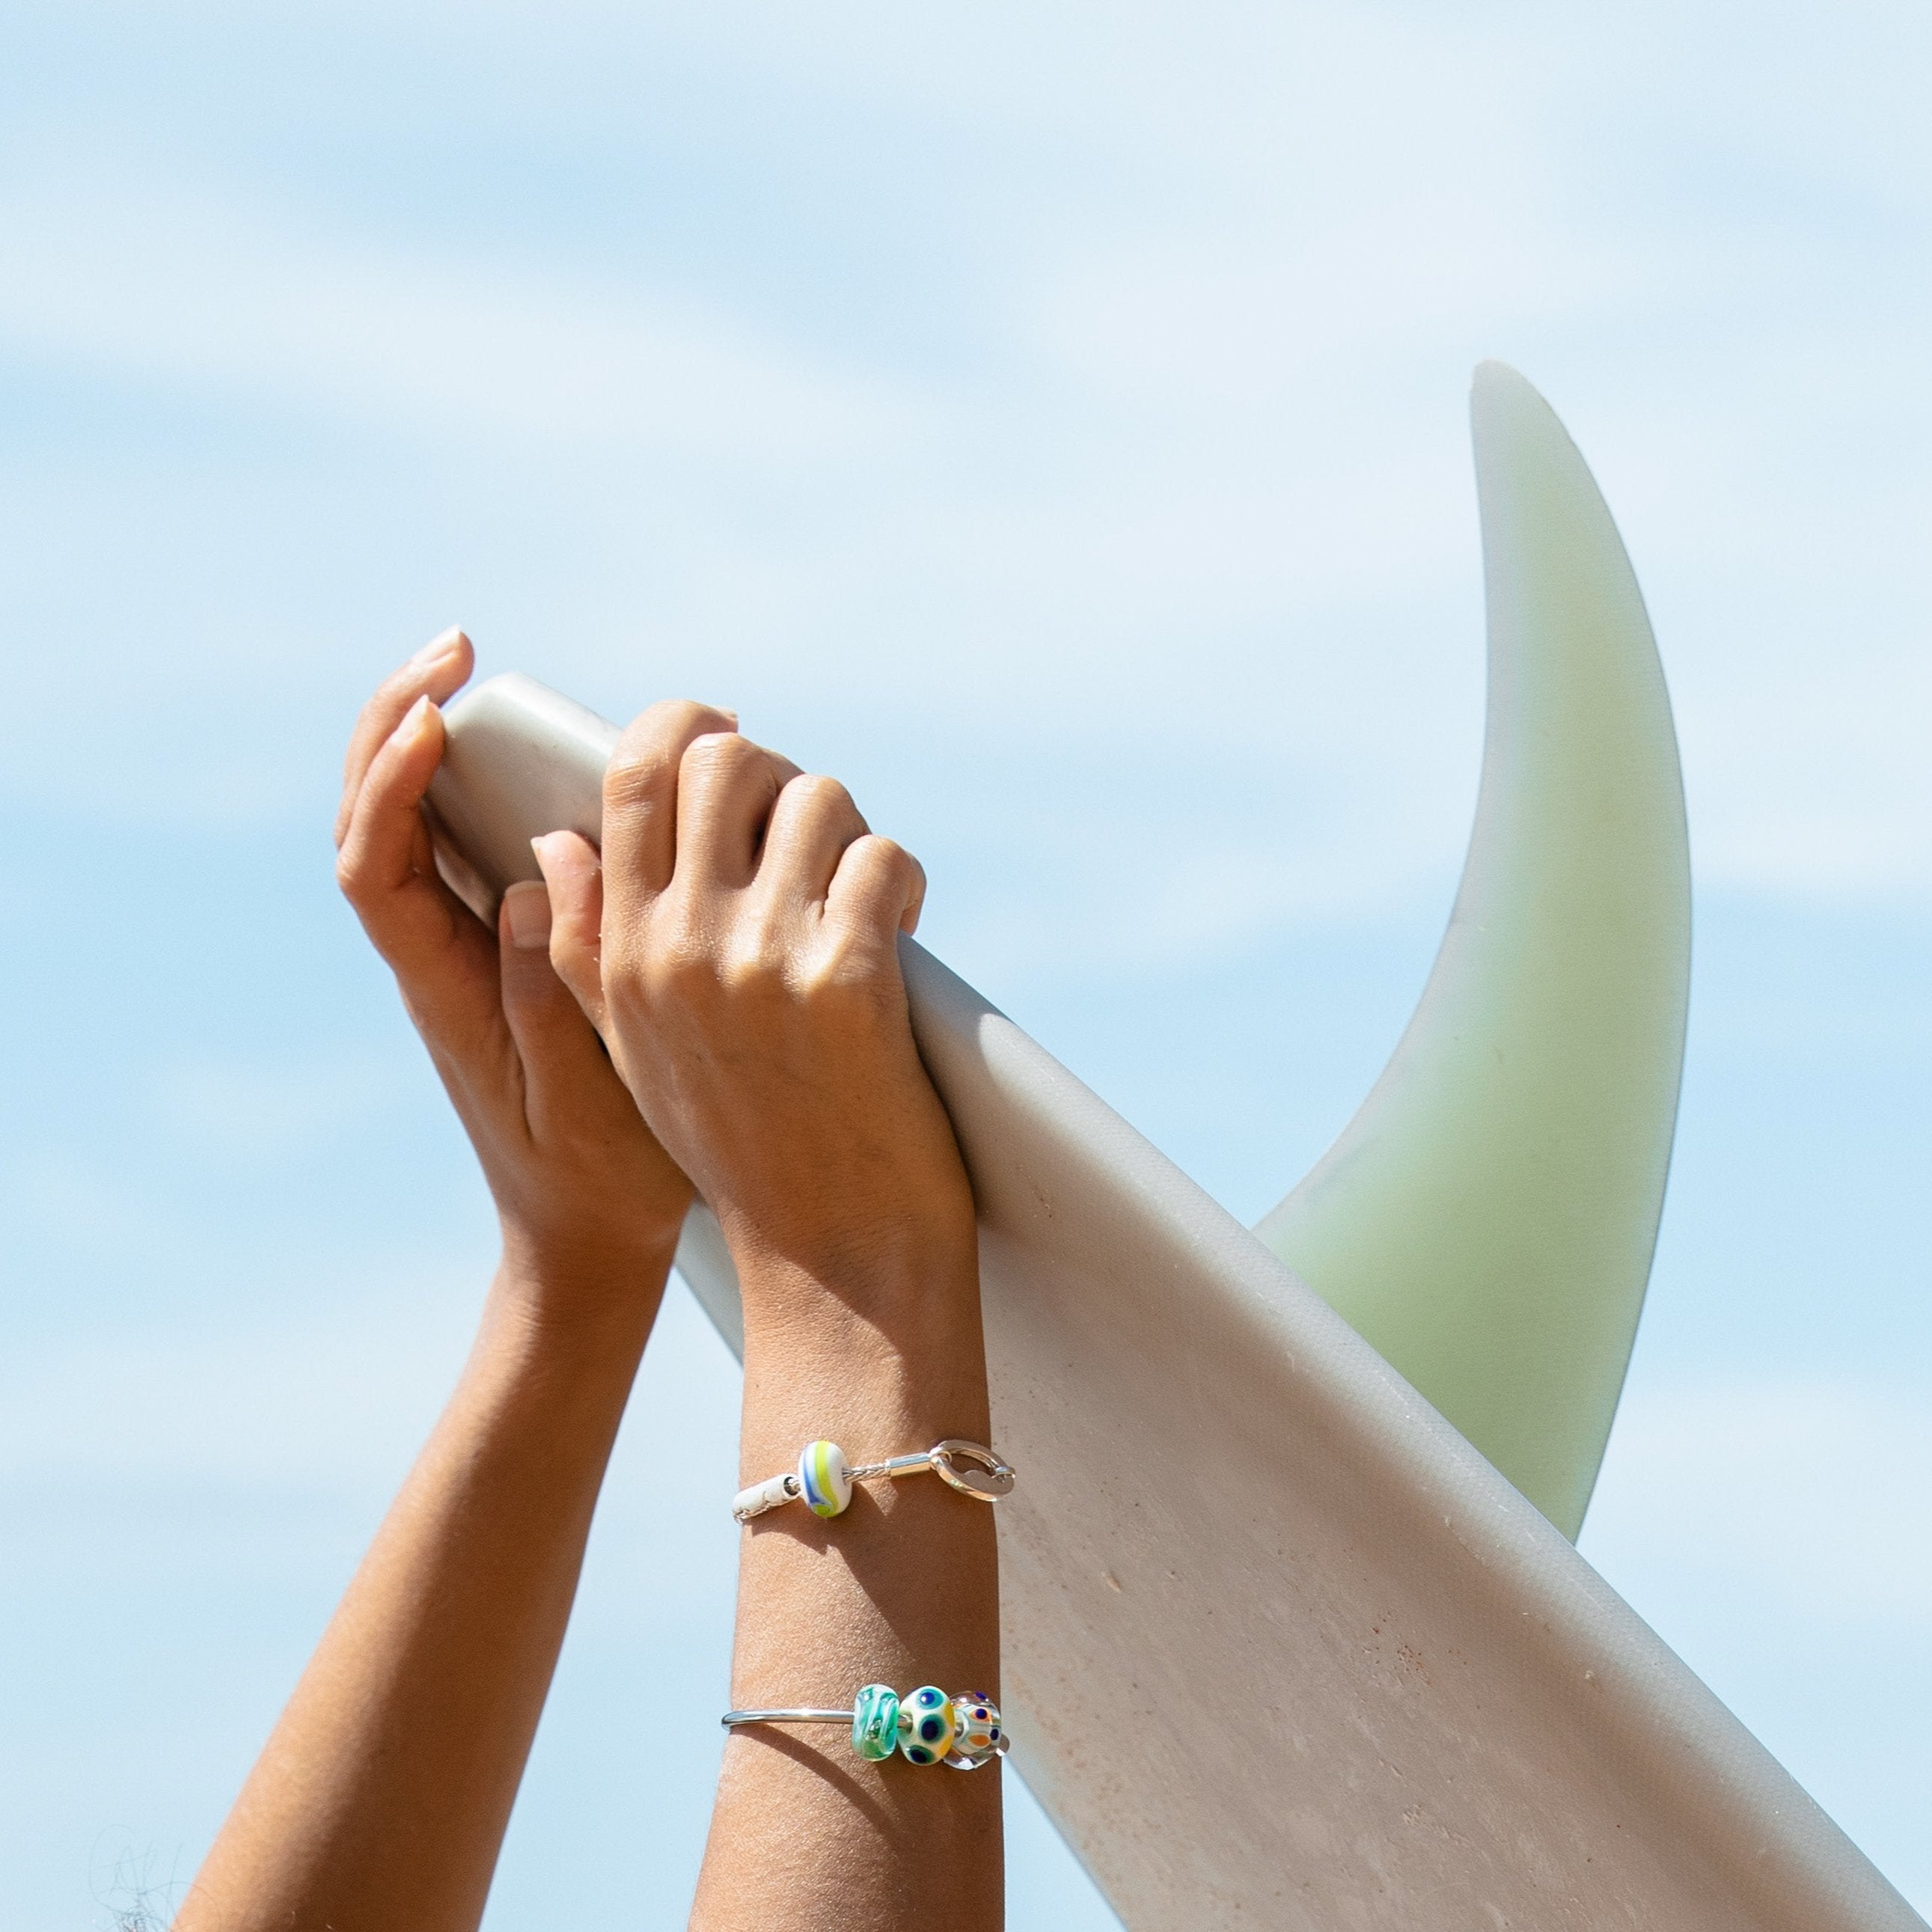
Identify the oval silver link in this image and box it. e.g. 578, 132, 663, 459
929, 1439, 1016, 1501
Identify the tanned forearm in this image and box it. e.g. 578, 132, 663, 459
181, 638, 695, 1931
534, 703, 1007, 1931
176, 1247, 673, 1932
691, 1244, 1001, 1931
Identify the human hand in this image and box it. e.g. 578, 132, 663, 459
334, 633, 694, 1324
535, 713, 998, 1932
532, 703, 976, 1337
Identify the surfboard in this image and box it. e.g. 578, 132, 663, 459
425, 365, 1923, 1930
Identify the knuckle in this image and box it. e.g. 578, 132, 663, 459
855, 834, 911, 884
651, 905, 716, 985
716, 947, 767, 996
365, 671, 415, 719
719, 921, 787, 993
663, 698, 731, 737
611, 699, 721, 773
806, 935, 887, 1000
794, 771, 856, 818
605, 907, 654, 970
604, 748, 673, 816
681, 730, 755, 780
642, 697, 721, 734
334, 849, 369, 904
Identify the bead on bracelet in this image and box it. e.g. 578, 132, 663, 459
731, 1439, 1014, 1523
721, 1686, 1008, 1770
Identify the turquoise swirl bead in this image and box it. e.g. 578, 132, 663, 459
851, 1684, 900, 1761
896, 1684, 956, 1765
944, 1692, 1005, 1770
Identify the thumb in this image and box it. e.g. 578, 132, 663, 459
531, 831, 608, 1035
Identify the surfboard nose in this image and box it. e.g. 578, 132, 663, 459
1254, 362, 1692, 1539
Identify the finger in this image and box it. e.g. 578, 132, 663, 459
825, 834, 927, 941
900, 856, 928, 934
600, 700, 739, 905
337, 696, 465, 962
758, 773, 869, 905
674, 733, 804, 890
334, 628, 473, 847
530, 831, 608, 1034
497, 881, 627, 1125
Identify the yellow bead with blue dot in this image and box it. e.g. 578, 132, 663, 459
896, 1685, 956, 1765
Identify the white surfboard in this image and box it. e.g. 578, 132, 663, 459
426, 366, 1923, 1930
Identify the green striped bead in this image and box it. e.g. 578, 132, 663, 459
851, 1684, 899, 1761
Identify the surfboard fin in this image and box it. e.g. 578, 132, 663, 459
1253, 362, 1690, 1539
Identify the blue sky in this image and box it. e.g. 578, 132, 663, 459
2, 1, 1928, 1924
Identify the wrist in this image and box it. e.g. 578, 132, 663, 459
490, 1223, 678, 1360
736, 1253, 985, 1385
724, 1199, 979, 1326
736, 1271, 991, 1480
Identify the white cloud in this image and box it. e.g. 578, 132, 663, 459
0, 166, 914, 465
5, 10, 1925, 1923
3, 0, 1927, 929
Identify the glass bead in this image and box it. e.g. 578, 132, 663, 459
796, 1440, 852, 1518
944, 1692, 1005, 1769
851, 1683, 900, 1761
896, 1684, 956, 1765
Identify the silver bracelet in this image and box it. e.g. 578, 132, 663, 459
732, 1438, 1015, 1523
721, 1708, 852, 1725
723, 1685, 1009, 1769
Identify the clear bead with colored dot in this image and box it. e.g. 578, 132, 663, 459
944, 1693, 1004, 1769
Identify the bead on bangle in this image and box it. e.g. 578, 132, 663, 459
732, 1439, 1015, 1523
721, 1685, 1008, 1770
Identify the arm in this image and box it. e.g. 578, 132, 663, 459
536, 713, 1002, 1931
177, 634, 695, 1932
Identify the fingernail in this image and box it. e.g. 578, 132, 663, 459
411, 626, 465, 667
503, 880, 552, 950
400, 692, 434, 735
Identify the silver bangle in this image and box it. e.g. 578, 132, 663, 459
721, 1708, 852, 1725
724, 1686, 1009, 1769
733, 1438, 1015, 1523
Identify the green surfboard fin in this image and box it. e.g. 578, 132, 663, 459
1254, 362, 1691, 1539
